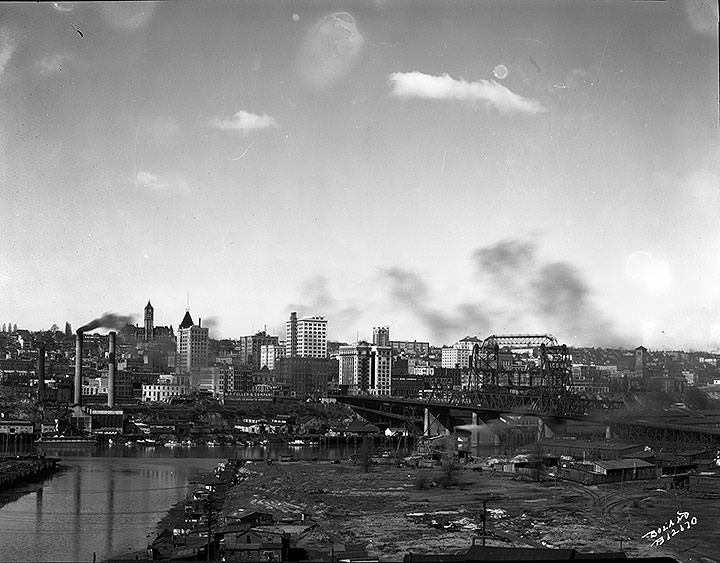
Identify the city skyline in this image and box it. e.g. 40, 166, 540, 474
1, 1, 718, 350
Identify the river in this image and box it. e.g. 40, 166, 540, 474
0, 443, 360, 562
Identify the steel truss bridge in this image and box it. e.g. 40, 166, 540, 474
335, 334, 720, 446
468, 334, 572, 393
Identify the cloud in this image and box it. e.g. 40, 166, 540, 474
388, 71, 546, 114
135, 171, 189, 192
0, 28, 18, 83
208, 110, 278, 134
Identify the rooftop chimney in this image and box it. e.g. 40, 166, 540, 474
108, 331, 116, 408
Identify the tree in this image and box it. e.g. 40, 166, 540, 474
438, 454, 462, 488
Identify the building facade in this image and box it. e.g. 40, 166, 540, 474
338, 341, 392, 395
285, 313, 327, 358
176, 311, 209, 375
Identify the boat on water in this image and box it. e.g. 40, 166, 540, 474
164, 440, 181, 448
288, 439, 306, 446
206, 440, 218, 447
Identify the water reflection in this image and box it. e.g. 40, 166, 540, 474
0, 452, 222, 562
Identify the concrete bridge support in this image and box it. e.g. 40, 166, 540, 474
424, 407, 450, 436
537, 416, 568, 440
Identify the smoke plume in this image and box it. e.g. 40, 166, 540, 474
384, 267, 492, 344
77, 312, 134, 333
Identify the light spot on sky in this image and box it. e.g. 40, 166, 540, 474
493, 64, 508, 80
51, 2, 75, 12
685, 0, 719, 34
296, 12, 364, 90
100, 2, 156, 31
626, 251, 672, 293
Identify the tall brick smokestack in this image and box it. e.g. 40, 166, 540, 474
75, 330, 83, 409
108, 331, 116, 408
36, 346, 45, 399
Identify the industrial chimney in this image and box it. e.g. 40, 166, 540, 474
74, 330, 83, 411
108, 331, 116, 408
36, 346, 45, 400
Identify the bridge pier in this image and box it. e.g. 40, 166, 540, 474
538, 416, 567, 440
424, 408, 450, 436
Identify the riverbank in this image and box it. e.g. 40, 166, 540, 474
0, 455, 60, 490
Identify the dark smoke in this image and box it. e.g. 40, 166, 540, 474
199, 316, 218, 336
384, 267, 492, 344
288, 276, 361, 333
77, 312, 134, 333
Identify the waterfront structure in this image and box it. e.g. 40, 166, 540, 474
338, 341, 392, 395
176, 311, 209, 375
285, 313, 327, 358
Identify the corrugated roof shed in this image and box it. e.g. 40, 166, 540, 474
593, 459, 654, 471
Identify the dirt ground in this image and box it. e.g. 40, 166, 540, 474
222, 460, 719, 562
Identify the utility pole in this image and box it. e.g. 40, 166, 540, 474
206, 485, 215, 562
482, 500, 487, 546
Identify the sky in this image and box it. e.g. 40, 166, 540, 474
0, 0, 718, 350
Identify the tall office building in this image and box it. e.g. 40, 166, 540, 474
338, 341, 392, 396
176, 311, 209, 375
372, 326, 390, 347
285, 313, 327, 358
237, 331, 280, 367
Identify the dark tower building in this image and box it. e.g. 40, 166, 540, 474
635, 345, 647, 381
144, 301, 154, 342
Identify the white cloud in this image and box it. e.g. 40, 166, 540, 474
0, 28, 18, 82
135, 171, 188, 192
388, 71, 546, 114
208, 110, 278, 134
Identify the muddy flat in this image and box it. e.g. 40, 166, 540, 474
222, 460, 719, 562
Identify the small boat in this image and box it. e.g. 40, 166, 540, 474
164, 440, 181, 448
206, 440, 218, 447
288, 439, 306, 446
181, 439, 196, 447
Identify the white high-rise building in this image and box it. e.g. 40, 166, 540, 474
285, 313, 327, 358
338, 341, 392, 396
260, 343, 285, 370
176, 311, 209, 375
441, 336, 482, 369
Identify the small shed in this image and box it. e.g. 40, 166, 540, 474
592, 458, 657, 481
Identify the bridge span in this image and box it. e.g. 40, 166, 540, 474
335, 394, 720, 448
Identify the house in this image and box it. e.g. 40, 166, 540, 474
216, 526, 289, 562
224, 510, 274, 528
